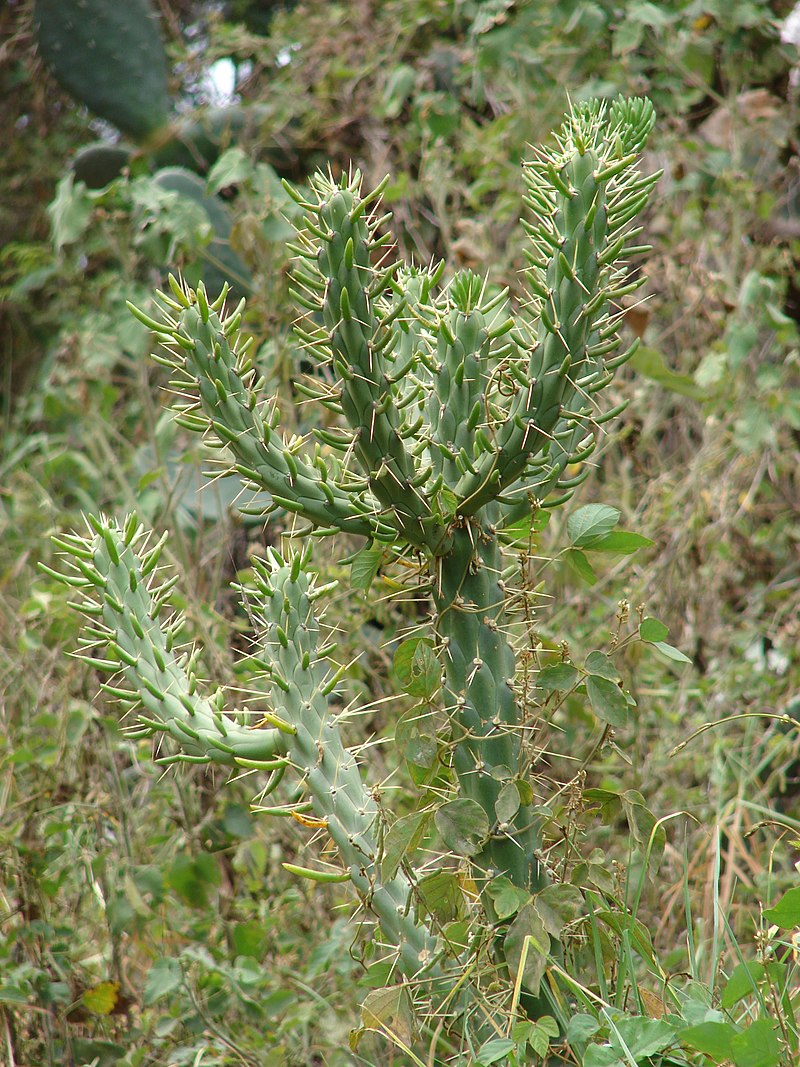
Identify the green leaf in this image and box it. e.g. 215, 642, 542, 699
639, 616, 669, 643
584, 650, 620, 681
206, 147, 253, 194
584, 1045, 624, 1067
652, 641, 692, 665
476, 1037, 515, 1065
722, 962, 767, 1009
680, 1021, 736, 1060
566, 1013, 601, 1045
534, 883, 584, 938
631, 345, 710, 401
380, 810, 430, 882
567, 504, 620, 548
435, 799, 489, 856
565, 548, 598, 585
49, 174, 93, 251
486, 875, 531, 920
730, 1018, 780, 1067
500, 510, 551, 546
586, 530, 654, 554
394, 705, 438, 769
503, 903, 550, 996
350, 545, 384, 592
537, 662, 579, 691
143, 958, 182, 1004
360, 985, 417, 1045
416, 870, 462, 923
763, 886, 800, 929
495, 780, 522, 823
525, 1015, 559, 1056
586, 674, 629, 728
166, 852, 221, 908
393, 638, 441, 698
612, 1016, 675, 1059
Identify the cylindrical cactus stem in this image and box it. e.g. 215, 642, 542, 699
433, 517, 545, 894
289, 172, 441, 550
128, 282, 397, 542
239, 551, 440, 979
44, 514, 287, 768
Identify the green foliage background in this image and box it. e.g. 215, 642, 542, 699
1, 1, 799, 1064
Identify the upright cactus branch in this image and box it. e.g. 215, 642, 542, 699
51, 97, 658, 1044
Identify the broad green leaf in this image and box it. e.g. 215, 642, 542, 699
504, 903, 550, 996
417, 870, 462, 924
525, 1015, 559, 1056
631, 344, 709, 400
722, 962, 767, 1009
381, 809, 430, 882
393, 638, 441, 698
565, 548, 598, 585
360, 984, 416, 1044
143, 958, 182, 1004
435, 799, 489, 856
652, 640, 692, 665
82, 981, 120, 1016
206, 147, 252, 194
486, 875, 531, 920
587, 530, 654, 554
534, 883, 584, 938
395, 705, 438, 769
567, 504, 620, 547
583, 1042, 623, 1066
612, 1016, 675, 1059
476, 1037, 515, 1065
584, 650, 620, 681
500, 510, 551, 546
166, 852, 220, 908
763, 886, 800, 929
586, 674, 629, 727
639, 616, 669, 643
350, 545, 384, 591
49, 174, 93, 251
537, 662, 579, 691
495, 780, 521, 823
232, 920, 266, 958
680, 1021, 736, 1060
730, 1018, 780, 1067
621, 790, 666, 873
566, 1013, 601, 1045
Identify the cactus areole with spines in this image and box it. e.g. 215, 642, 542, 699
50, 98, 658, 1038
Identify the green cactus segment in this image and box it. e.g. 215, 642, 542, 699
452, 103, 656, 518
129, 282, 396, 542
244, 552, 438, 978
288, 172, 443, 550
45, 515, 286, 768
71, 143, 133, 189
34, 0, 171, 141
434, 521, 544, 894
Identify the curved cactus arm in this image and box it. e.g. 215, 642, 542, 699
128, 282, 397, 543
242, 549, 440, 980
285, 172, 443, 550
43, 514, 287, 768
454, 98, 659, 517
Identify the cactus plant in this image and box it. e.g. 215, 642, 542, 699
49, 97, 658, 1051
34, 0, 171, 141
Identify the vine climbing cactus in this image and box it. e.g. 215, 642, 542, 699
48, 97, 659, 1055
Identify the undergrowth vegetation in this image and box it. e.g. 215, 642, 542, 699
1, 2, 799, 1065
